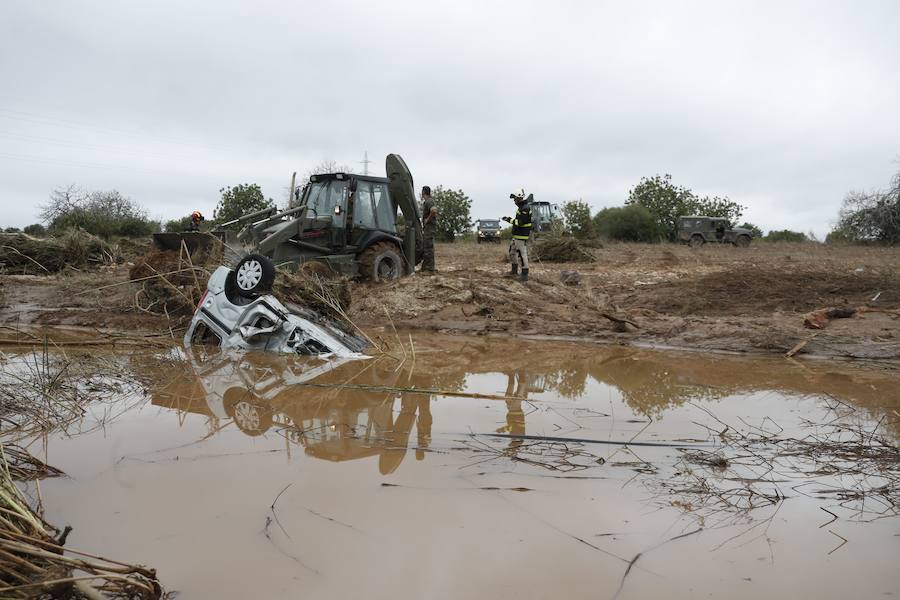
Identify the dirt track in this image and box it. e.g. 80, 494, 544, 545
1, 240, 898, 361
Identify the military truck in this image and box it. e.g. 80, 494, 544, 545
678, 216, 753, 247
154, 154, 423, 286
475, 219, 502, 243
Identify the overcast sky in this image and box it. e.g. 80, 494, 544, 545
1, 0, 898, 236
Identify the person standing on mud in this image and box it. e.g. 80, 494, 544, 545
420, 186, 437, 274
503, 190, 532, 282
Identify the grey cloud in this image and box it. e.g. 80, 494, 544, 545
1, 0, 898, 237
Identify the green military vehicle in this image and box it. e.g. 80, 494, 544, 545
475, 219, 502, 243
678, 216, 753, 248
528, 198, 563, 234
154, 154, 423, 283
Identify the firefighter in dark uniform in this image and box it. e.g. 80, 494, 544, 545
187, 210, 204, 232
502, 190, 532, 282
420, 186, 437, 274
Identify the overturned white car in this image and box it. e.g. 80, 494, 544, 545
184, 256, 368, 356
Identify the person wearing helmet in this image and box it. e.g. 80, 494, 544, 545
187, 210, 204, 232
502, 190, 532, 282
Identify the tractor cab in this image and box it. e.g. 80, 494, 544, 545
295, 173, 399, 253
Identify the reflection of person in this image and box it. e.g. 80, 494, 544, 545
379, 394, 433, 474
502, 190, 532, 282
420, 186, 437, 274
499, 372, 528, 453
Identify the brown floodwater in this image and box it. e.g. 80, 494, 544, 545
22, 335, 900, 599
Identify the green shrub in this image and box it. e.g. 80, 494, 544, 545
593, 205, 663, 242
764, 230, 807, 243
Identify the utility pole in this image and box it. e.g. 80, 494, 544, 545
359, 151, 371, 175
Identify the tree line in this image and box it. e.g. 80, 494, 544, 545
5, 165, 897, 246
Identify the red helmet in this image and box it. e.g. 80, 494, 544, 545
191, 210, 204, 220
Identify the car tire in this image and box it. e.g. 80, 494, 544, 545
223, 389, 272, 437
689, 235, 705, 248
735, 235, 751, 248
358, 241, 403, 282
233, 254, 276, 298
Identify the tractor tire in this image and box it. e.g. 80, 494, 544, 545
735, 235, 751, 248
358, 241, 403, 282
689, 235, 705, 248
232, 254, 276, 298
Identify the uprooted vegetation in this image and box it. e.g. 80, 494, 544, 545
0, 349, 163, 598
128, 242, 353, 324
531, 233, 598, 263
0, 231, 116, 275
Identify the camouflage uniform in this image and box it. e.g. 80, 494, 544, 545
421, 196, 437, 272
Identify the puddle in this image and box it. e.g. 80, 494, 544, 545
13, 335, 900, 599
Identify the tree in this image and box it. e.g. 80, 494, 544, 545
764, 230, 807, 243
696, 195, 744, 224
23, 223, 46, 236
4, 227, 21, 233
432, 186, 472, 242
562, 199, 593, 238
626, 174, 744, 241
288, 159, 353, 207
593, 205, 663, 242
832, 170, 900, 245
214, 184, 275, 229
41, 186, 158, 238
738, 222, 763, 238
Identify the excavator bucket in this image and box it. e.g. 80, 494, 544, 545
385, 154, 423, 272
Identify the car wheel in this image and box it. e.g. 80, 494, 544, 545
233, 254, 276, 298
223, 388, 272, 437
358, 241, 403, 282
735, 235, 751, 248
689, 235, 705, 248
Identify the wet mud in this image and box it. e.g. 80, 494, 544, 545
8, 335, 898, 599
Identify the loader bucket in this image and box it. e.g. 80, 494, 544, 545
152, 232, 220, 254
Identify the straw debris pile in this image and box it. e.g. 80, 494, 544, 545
0, 231, 115, 275
531, 234, 597, 263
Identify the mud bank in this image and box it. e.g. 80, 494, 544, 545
2, 241, 898, 361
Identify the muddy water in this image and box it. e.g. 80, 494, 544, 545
30, 336, 900, 599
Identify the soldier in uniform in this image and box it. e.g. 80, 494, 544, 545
502, 190, 532, 282
420, 186, 437, 274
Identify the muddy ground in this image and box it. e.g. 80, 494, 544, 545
1, 240, 898, 361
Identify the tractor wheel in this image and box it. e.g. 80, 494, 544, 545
232, 254, 276, 298
735, 235, 751, 248
358, 241, 403, 282
689, 235, 705, 248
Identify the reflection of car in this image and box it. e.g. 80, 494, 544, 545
153, 350, 432, 474
677, 216, 752, 247
184, 264, 368, 355
475, 219, 502, 243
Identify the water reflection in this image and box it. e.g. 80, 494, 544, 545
150, 337, 900, 472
